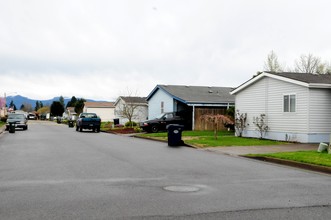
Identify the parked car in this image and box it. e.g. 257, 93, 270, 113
5, 113, 28, 131
27, 113, 36, 120
140, 112, 185, 133
76, 113, 101, 132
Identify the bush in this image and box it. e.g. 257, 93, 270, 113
1, 116, 7, 122
125, 121, 137, 127
101, 121, 112, 128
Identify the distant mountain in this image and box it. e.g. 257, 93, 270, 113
5, 95, 99, 110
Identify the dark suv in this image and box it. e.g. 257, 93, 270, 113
140, 112, 185, 133
5, 113, 28, 131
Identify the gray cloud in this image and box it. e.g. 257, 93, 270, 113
1, 0, 330, 100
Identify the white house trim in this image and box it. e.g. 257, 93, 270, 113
231, 72, 310, 95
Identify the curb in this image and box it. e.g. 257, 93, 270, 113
132, 135, 197, 148
243, 156, 331, 175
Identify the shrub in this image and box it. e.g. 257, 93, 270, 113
1, 116, 7, 122
125, 121, 137, 127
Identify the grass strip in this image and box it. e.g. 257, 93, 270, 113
137, 131, 284, 147
247, 151, 331, 167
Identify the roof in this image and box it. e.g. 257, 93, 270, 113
147, 85, 235, 105
231, 72, 331, 95
84, 102, 115, 108
268, 72, 331, 84
118, 96, 147, 104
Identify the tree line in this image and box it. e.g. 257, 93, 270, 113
263, 51, 331, 74
8, 96, 86, 117
49, 96, 86, 117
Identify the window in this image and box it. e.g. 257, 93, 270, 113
161, 101, 164, 113
283, 94, 296, 112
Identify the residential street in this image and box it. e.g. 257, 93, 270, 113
0, 121, 330, 219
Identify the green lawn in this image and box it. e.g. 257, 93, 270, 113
137, 130, 284, 147
0, 121, 5, 127
247, 151, 331, 167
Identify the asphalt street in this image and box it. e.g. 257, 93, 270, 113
0, 121, 330, 219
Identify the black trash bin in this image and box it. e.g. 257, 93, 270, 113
113, 118, 119, 125
68, 120, 74, 128
9, 122, 16, 133
167, 124, 184, 146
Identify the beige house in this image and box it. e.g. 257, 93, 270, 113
83, 102, 115, 122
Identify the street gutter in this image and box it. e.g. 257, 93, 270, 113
243, 155, 331, 175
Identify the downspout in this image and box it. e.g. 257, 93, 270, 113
192, 105, 195, 130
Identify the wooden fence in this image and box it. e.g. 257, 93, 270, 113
194, 108, 228, 131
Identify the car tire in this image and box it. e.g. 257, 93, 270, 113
151, 125, 159, 133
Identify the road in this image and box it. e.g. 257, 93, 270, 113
0, 121, 330, 219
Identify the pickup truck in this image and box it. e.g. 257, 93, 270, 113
140, 112, 185, 133
76, 113, 101, 132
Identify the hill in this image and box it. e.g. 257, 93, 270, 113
5, 95, 99, 110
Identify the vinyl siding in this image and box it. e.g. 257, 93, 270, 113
266, 77, 309, 133
148, 89, 174, 119
308, 88, 331, 133
235, 78, 267, 133
114, 99, 148, 124
84, 107, 115, 122
235, 77, 309, 140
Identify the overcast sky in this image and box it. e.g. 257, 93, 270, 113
1, 0, 330, 101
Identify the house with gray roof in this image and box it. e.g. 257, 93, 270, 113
114, 96, 148, 125
146, 85, 235, 130
230, 72, 331, 143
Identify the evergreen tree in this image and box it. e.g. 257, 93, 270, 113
74, 98, 86, 115
50, 101, 65, 116
35, 101, 40, 111
66, 96, 77, 108
9, 100, 17, 111
59, 96, 65, 107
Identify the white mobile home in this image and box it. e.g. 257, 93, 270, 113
231, 72, 331, 143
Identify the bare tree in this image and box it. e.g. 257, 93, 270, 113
234, 110, 247, 137
21, 102, 33, 112
263, 50, 283, 72
116, 89, 145, 127
253, 113, 269, 139
295, 54, 321, 73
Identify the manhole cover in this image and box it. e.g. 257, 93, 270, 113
163, 185, 200, 192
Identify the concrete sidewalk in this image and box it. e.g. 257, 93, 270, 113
205, 144, 319, 156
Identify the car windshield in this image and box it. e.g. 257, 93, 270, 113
155, 113, 166, 119
8, 114, 25, 120
81, 113, 97, 118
